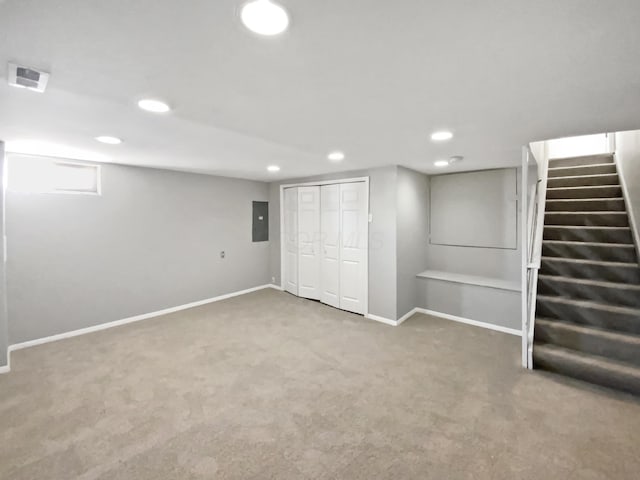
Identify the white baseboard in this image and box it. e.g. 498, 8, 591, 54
365, 313, 399, 327
1, 284, 278, 372
414, 308, 522, 336
396, 308, 419, 326
366, 307, 433, 327
1, 286, 520, 374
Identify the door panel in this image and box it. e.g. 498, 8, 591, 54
340, 182, 368, 314
320, 184, 340, 308
298, 186, 321, 300
283, 188, 298, 295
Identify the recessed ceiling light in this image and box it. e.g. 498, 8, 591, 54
267, 165, 281, 172
241, 0, 290, 36
95, 136, 122, 145
138, 99, 171, 113
431, 130, 453, 141
434, 160, 449, 167
327, 151, 345, 162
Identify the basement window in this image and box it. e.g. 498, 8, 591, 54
8, 155, 101, 195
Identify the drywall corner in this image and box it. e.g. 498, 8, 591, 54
396, 167, 429, 319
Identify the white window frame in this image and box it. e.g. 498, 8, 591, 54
50, 160, 102, 196
7, 154, 102, 196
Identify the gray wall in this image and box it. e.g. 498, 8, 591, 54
615, 130, 640, 251
418, 280, 520, 331
396, 167, 429, 319
0, 142, 7, 367
418, 167, 522, 331
268, 166, 398, 320
430, 169, 518, 249
424, 168, 521, 281
7, 156, 270, 344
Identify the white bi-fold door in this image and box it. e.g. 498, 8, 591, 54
283, 181, 368, 315
283, 187, 299, 295
320, 184, 340, 308
338, 182, 368, 315
297, 186, 321, 300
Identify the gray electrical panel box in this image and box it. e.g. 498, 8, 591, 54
252, 201, 269, 242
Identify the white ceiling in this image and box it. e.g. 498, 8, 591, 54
1, 0, 640, 181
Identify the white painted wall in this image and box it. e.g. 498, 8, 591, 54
615, 130, 640, 251
546, 133, 610, 159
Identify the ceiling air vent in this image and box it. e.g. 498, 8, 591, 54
8, 62, 50, 93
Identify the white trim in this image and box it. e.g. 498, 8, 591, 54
279, 176, 370, 316
0, 365, 9, 374
269, 283, 284, 291
615, 151, 640, 254
280, 176, 370, 189
521, 147, 529, 367
366, 307, 419, 327
279, 184, 285, 290
415, 308, 522, 336
4, 284, 275, 358
396, 307, 418, 326
365, 313, 399, 327
416, 270, 521, 292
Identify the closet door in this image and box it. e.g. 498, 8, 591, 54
320, 184, 340, 308
298, 186, 321, 300
339, 182, 368, 314
283, 187, 299, 295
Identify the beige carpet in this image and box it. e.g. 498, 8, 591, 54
1, 288, 639, 479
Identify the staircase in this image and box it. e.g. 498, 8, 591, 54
533, 153, 640, 396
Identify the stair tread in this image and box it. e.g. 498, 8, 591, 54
548, 173, 618, 180
545, 197, 624, 202
536, 317, 640, 343
538, 274, 640, 290
549, 154, 614, 161
548, 163, 616, 171
537, 294, 640, 315
547, 185, 621, 191
546, 211, 627, 215
544, 225, 631, 230
541, 256, 638, 267
542, 240, 635, 248
535, 343, 640, 377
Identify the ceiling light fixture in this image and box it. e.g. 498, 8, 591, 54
434, 160, 449, 167
138, 99, 171, 113
327, 151, 345, 162
95, 136, 122, 145
241, 0, 290, 36
431, 130, 453, 141
267, 165, 281, 172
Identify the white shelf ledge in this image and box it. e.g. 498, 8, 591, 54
417, 269, 521, 292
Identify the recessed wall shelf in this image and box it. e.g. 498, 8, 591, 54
417, 269, 521, 292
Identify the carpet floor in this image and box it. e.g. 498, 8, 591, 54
1, 288, 640, 479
